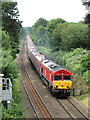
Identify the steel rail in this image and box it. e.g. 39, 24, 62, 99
24, 41, 55, 119
57, 99, 74, 119
25, 79, 47, 119
17, 51, 40, 119
24, 60, 54, 119
22, 52, 53, 119
20, 48, 46, 119
57, 99, 89, 120
26, 77, 51, 119
20, 44, 54, 119
68, 98, 89, 120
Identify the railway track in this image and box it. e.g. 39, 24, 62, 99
18, 43, 54, 119
57, 98, 89, 120
17, 38, 89, 119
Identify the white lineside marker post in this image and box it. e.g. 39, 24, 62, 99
7, 100, 11, 109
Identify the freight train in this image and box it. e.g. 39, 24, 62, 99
26, 35, 72, 97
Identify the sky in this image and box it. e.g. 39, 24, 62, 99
16, 0, 87, 27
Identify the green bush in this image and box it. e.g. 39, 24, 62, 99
83, 71, 89, 84
2, 100, 24, 118
60, 23, 88, 51
63, 48, 88, 74
2, 50, 18, 82
38, 46, 89, 94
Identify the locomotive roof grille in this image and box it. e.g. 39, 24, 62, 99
50, 65, 59, 69
45, 55, 50, 60
44, 60, 50, 63
42, 60, 65, 72
32, 52, 40, 56
32, 49, 37, 51
49, 64, 54, 68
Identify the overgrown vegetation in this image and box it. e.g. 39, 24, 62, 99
27, 17, 89, 95
38, 47, 89, 94
28, 18, 88, 51
2, 75, 24, 118
0, 1, 24, 118
2, 2, 22, 59
82, 1, 90, 25
0, 1, 89, 117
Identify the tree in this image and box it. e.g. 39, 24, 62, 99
37, 25, 46, 36
33, 18, 48, 28
2, 2, 22, 58
2, 31, 11, 50
82, 0, 90, 24
51, 23, 68, 51
60, 23, 88, 51
1, 50, 18, 82
46, 18, 66, 36
29, 18, 48, 46
2, 2, 22, 41
46, 18, 66, 50
48, 23, 88, 51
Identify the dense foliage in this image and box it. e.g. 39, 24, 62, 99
28, 18, 48, 46
28, 18, 88, 51
28, 18, 66, 47
38, 46, 89, 94
52, 23, 88, 51
1, 1, 24, 118
2, 2, 22, 58
28, 17, 89, 95
82, 1, 90, 24
1, 1, 22, 82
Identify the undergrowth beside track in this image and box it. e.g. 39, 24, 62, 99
2, 73, 24, 118
37, 46, 89, 95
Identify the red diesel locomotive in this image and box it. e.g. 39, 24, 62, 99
27, 35, 72, 96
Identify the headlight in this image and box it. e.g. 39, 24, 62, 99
67, 86, 70, 88
54, 86, 58, 88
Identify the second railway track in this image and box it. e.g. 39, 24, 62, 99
18, 41, 54, 119
57, 98, 89, 120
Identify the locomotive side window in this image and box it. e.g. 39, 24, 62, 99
63, 75, 70, 81
54, 75, 62, 81
50, 74, 51, 80
41, 67, 43, 74
45, 70, 46, 76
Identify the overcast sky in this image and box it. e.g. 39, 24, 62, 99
16, 0, 87, 27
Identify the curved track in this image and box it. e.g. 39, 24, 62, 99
18, 42, 54, 119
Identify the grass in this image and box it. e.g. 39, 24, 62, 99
76, 94, 89, 109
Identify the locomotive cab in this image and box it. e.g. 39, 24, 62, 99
52, 69, 72, 95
